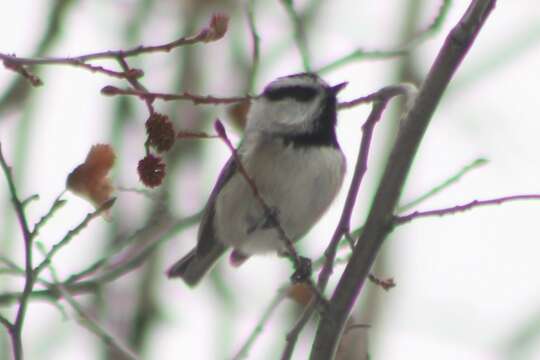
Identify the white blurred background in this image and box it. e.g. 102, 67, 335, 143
0, 1, 539, 359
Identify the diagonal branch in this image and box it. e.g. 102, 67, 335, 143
280, 84, 415, 360
309, 1, 497, 359
213, 120, 327, 306
280, 0, 312, 71
33, 198, 116, 277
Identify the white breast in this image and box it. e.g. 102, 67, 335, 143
213, 133, 345, 255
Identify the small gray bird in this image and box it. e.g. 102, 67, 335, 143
167, 73, 347, 286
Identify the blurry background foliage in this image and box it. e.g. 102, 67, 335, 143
0, 0, 540, 359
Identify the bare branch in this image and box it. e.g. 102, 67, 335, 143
317, 0, 452, 74
232, 288, 288, 360
338, 83, 417, 110
31, 191, 67, 238
0, 142, 35, 359
0, 13, 229, 83
310, 1, 497, 358
397, 157, 488, 212
280, 85, 412, 360
280, 0, 312, 71
101, 86, 251, 105
395, 194, 540, 225
33, 198, 116, 277
57, 283, 139, 359
0, 211, 201, 306
245, 0, 261, 92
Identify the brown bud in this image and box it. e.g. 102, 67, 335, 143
199, 13, 229, 42
101, 85, 121, 96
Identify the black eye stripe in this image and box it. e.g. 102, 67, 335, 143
263, 86, 318, 102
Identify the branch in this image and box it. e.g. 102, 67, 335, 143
31, 191, 67, 238
0, 314, 12, 331
395, 194, 540, 225
232, 288, 288, 360
310, 1, 497, 359
0, 13, 229, 84
38, 242, 139, 360
316, 0, 452, 74
338, 83, 417, 110
33, 198, 116, 277
0, 211, 201, 305
0, 0, 76, 115
280, 0, 312, 71
280, 85, 413, 360
101, 86, 251, 105
245, 0, 261, 92
397, 157, 488, 212
0, 143, 34, 359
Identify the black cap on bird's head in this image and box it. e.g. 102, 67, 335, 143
262, 72, 347, 103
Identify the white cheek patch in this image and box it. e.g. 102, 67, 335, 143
246, 96, 323, 134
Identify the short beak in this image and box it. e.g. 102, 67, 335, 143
330, 81, 348, 95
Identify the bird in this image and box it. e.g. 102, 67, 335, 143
167, 72, 347, 286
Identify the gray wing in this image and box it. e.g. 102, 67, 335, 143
197, 156, 237, 255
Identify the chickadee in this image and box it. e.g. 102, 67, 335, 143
167, 72, 347, 286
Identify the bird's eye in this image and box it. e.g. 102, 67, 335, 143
264, 86, 317, 102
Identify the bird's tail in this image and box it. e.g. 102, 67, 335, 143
166, 244, 226, 287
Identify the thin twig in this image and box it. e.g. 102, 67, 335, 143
101, 85, 251, 105
33, 198, 116, 277
0, 13, 229, 84
115, 56, 154, 114
397, 157, 488, 212
317, 0, 452, 74
21, 194, 40, 208
0, 142, 34, 359
395, 194, 540, 225
177, 130, 219, 139
0, 314, 12, 331
310, 2, 497, 358
0, 211, 201, 305
338, 83, 417, 110
280, 0, 312, 71
232, 288, 288, 360
213, 120, 327, 306
38, 242, 139, 360
0, 0, 76, 115
245, 0, 261, 92
31, 190, 67, 238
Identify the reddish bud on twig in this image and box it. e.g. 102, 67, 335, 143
3, 58, 43, 86
145, 113, 175, 152
199, 13, 229, 43
213, 118, 227, 139
125, 68, 144, 79
101, 85, 122, 96
138, 154, 166, 188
